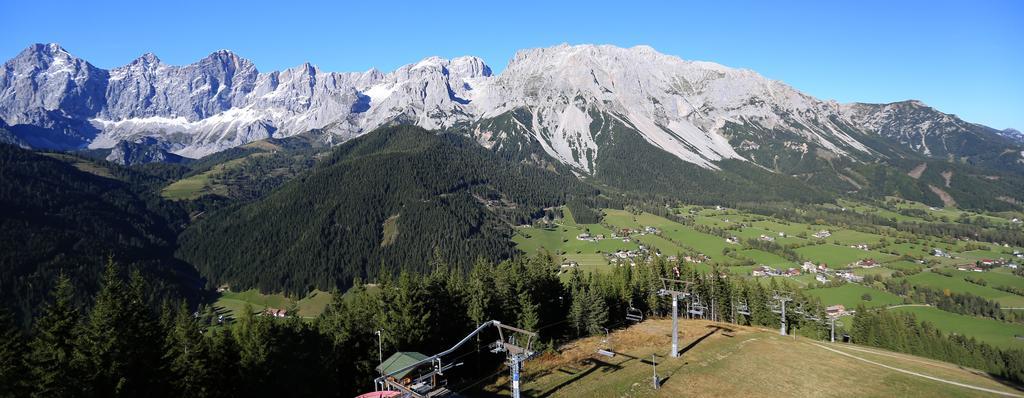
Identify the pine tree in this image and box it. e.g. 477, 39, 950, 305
78, 261, 163, 397
0, 306, 27, 398
466, 260, 494, 327
27, 275, 83, 398
567, 283, 587, 337
516, 290, 540, 332
584, 278, 608, 336
379, 271, 431, 350
164, 302, 212, 397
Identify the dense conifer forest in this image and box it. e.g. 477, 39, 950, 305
3, 254, 1024, 397
178, 126, 598, 294
0, 145, 202, 325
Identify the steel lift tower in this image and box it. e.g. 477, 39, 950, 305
490, 322, 538, 398
828, 314, 844, 343
658, 277, 692, 357
771, 291, 793, 336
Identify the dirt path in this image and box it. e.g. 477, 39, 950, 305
887, 304, 932, 309
811, 342, 1023, 397
929, 184, 958, 207
909, 163, 928, 179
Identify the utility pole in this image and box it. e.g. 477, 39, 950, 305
659, 278, 691, 357
375, 330, 383, 372
652, 354, 659, 389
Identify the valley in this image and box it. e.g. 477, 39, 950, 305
1, 28, 1022, 398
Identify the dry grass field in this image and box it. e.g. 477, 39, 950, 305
476, 319, 1023, 397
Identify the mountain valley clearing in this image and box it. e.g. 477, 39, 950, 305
476, 319, 1023, 397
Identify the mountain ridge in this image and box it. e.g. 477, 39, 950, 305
1, 42, 1020, 175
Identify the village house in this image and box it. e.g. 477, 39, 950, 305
784, 268, 801, 277
263, 308, 287, 318
758, 234, 775, 242
857, 259, 878, 268
725, 236, 740, 245
835, 270, 863, 283
850, 243, 870, 250
825, 304, 847, 317
815, 273, 829, 283
752, 265, 777, 277
802, 261, 817, 273
813, 230, 832, 239
932, 248, 951, 258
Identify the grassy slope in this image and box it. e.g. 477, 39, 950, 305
892, 306, 1024, 350
796, 244, 895, 267
213, 289, 333, 318
906, 272, 1024, 307
480, 319, 1021, 397
806, 284, 903, 309
161, 155, 261, 200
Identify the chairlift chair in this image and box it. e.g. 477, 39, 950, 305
688, 295, 707, 317
626, 305, 644, 323
736, 300, 751, 316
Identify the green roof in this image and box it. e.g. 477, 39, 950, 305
376, 351, 429, 380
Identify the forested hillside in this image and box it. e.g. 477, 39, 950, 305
178, 126, 598, 294
0, 144, 202, 324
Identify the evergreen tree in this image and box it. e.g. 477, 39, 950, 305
466, 260, 494, 327
0, 306, 27, 398
584, 278, 608, 336
164, 302, 212, 397
516, 290, 540, 332
27, 275, 84, 398
78, 261, 163, 397
378, 271, 432, 351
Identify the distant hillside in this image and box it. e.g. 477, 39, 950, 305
0, 144, 202, 323
177, 125, 596, 294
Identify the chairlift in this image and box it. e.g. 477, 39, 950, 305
736, 300, 751, 316
688, 295, 707, 317
626, 305, 644, 323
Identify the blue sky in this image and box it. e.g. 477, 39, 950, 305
3, 0, 1022, 129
